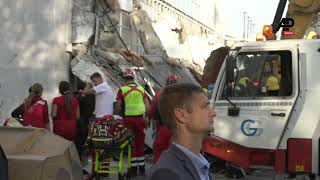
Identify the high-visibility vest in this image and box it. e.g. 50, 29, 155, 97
121, 84, 145, 116
266, 75, 280, 91
238, 77, 250, 88
23, 100, 47, 128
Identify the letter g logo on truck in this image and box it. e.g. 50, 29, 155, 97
241, 119, 258, 136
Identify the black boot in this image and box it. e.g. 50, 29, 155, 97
139, 165, 145, 176
129, 166, 138, 177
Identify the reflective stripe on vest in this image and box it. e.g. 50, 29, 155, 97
121, 84, 145, 116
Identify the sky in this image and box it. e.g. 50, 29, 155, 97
214, 0, 283, 38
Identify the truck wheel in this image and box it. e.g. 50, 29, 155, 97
308, 173, 315, 180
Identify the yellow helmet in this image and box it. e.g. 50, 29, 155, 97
238, 77, 250, 88
266, 75, 279, 91
306, 31, 317, 40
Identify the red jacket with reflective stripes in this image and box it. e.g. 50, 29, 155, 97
23, 98, 48, 128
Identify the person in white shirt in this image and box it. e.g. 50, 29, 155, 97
82, 72, 114, 118
82, 72, 114, 179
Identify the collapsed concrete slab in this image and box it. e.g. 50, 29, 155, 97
70, 54, 104, 83
131, 10, 168, 57
70, 48, 200, 95
70, 53, 122, 97
70, 0, 203, 93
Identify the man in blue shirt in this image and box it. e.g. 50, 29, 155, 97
147, 83, 216, 180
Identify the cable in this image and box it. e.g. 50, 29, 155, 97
96, 0, 152, 87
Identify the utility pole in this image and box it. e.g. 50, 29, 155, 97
243, 11, 247, 39
247, 16, 250, 38
252, 23, 256, 38
250, 17, 254, 38
249, 18, 253, 38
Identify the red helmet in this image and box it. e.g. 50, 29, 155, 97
123, 68, 135, 78
167, 74, 178, 84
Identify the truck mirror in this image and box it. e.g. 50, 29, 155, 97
228, 106, 240, 116
226, 56, 235, 83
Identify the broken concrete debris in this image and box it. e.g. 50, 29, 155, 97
93, 49, 124, 66
110, 48, 144, 67
70, 54, 105, 83
131, 10, 168, 57
70, 0, 203, 94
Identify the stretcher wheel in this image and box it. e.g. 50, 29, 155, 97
95, 172, 101, 180
118, 173, 125, 180
126, 172, 131, 180
118, 173, 130, 180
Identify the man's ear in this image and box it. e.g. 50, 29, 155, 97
174, 108, 187, 124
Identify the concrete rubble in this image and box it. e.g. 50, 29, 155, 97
131, 10, 168, 57
70, 46, 200, 98
69, 0, 201, 94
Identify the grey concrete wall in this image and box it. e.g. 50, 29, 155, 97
0, 0, 71, 124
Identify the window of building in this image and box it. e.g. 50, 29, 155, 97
118, 11, 131, 46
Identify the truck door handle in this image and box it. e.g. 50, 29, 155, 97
271, 113, 285, 117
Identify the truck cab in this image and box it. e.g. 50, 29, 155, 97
203, 39, 320, 176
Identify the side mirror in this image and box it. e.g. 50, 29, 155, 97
228, 106, 240, 116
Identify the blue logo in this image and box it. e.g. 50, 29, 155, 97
241, 119, 258, 136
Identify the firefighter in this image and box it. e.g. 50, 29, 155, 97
148, 74, 178, 163
115, 68, 149, 176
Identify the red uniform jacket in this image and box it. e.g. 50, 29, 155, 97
23, 97, 48, 128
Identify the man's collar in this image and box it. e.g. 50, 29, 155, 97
168, 144, 204, 180
173, 143, 210, 176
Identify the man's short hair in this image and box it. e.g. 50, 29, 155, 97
158, 83, 204, 134
90, 72, 102, 80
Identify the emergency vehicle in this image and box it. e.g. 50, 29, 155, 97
202, 39, 320, 178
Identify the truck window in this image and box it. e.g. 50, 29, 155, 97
221, 50, 292, 99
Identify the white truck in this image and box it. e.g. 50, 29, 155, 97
202, 39, 320, 177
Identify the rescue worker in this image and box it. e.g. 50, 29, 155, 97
237, 76, 251, 96
22, 83, 49, 129
51, 81, 80, 141
82, 72, 114, 119
11, 86, 32, 120
82, 72, 114, 178
148, 74, 178, 163
75, 80, 95, 162
115, 68, 149, 176
266, 75, 280, 96
306, 31, 318, 39
266, 58, 281, 96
